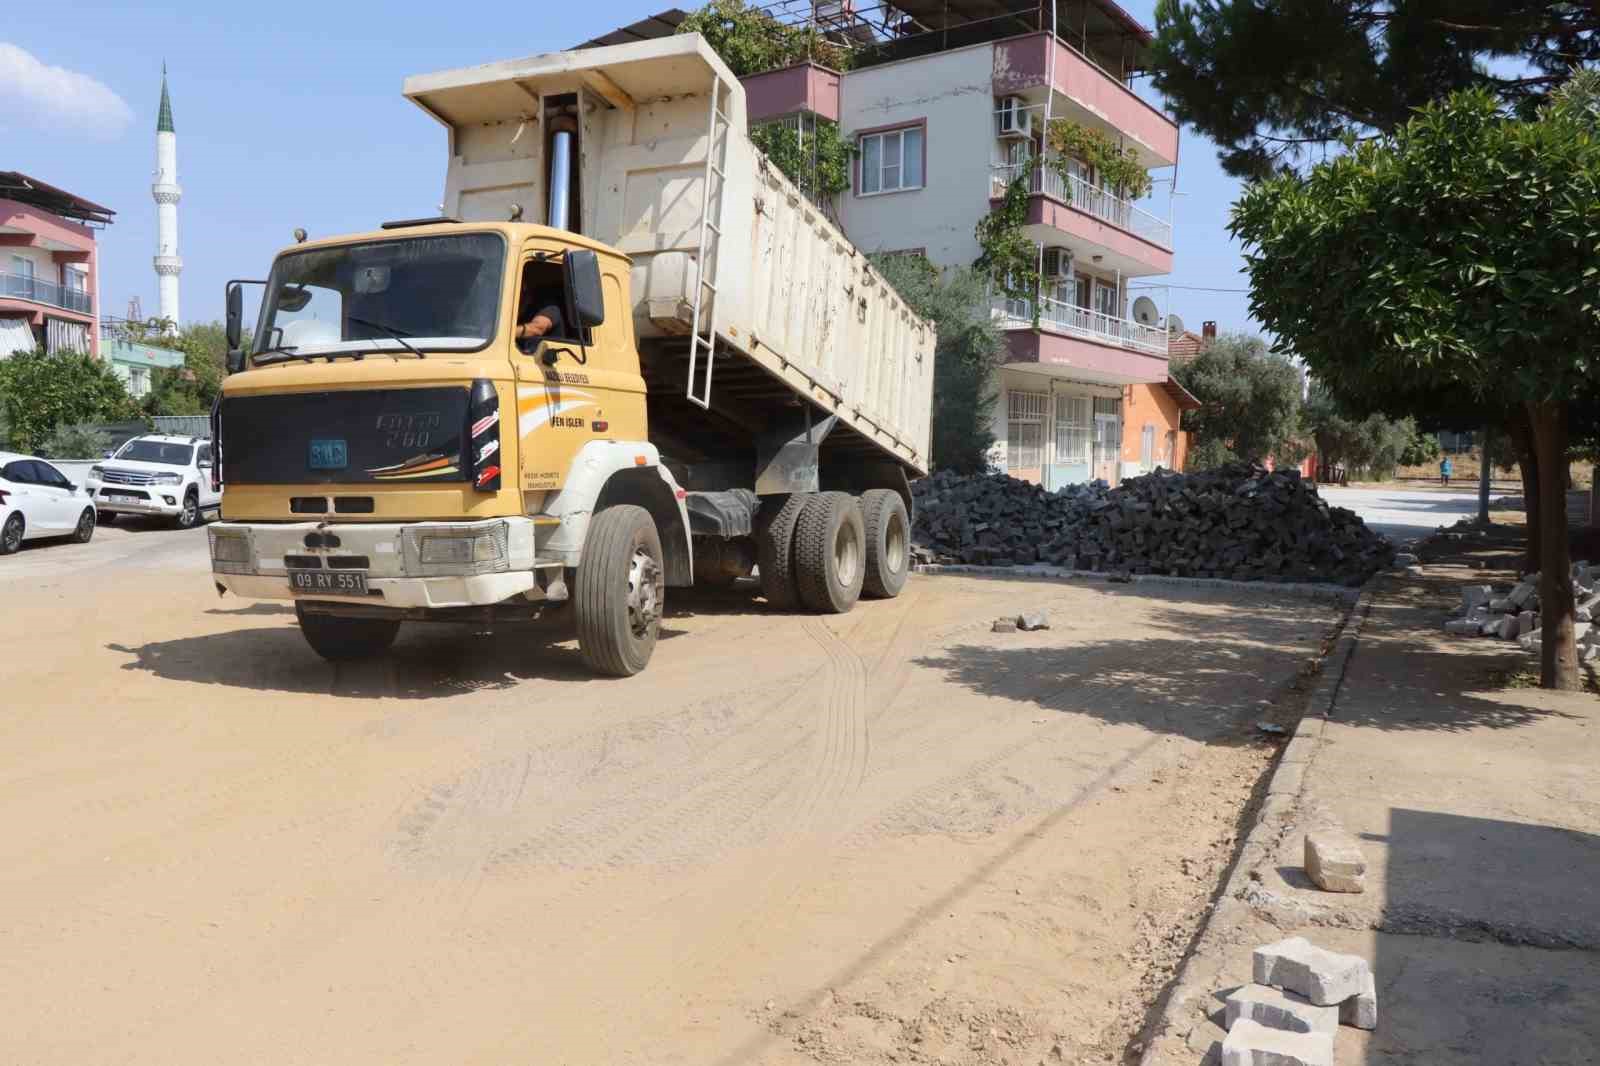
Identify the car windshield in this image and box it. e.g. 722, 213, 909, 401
253, 232, 505, 361
118, 441, 194, 465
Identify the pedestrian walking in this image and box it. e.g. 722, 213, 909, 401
1440, 456, 1453, 486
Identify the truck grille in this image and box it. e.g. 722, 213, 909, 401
101, 469, 159, 486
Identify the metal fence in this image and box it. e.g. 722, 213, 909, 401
990, 158, 1173, 249
0, 271, 92, 314
152, 415, 210, 437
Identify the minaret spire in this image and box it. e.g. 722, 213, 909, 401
152, 63, 182, 333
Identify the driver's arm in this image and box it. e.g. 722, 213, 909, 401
516, 312, 557, 341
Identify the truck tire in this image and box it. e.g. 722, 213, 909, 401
860, 488, 909, 599
574, 504, 663, 677
295, 603, 400, 661
756, 493, 809, 609
794, 492, 865, 613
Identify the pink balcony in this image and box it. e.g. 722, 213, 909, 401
740, 62, 840, 125
992, 32, 1179, 167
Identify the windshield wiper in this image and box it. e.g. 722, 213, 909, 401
346, 315, 426, 359
252, 345, 311, 365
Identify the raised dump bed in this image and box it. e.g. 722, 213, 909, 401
403, 33, 935, 479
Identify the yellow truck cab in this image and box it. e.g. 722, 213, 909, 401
208, 35, 934, 676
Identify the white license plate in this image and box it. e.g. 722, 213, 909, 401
108, 494, 141, 504
289, 570, 369, 596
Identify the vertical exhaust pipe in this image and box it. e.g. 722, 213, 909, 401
547, 117, 578, 232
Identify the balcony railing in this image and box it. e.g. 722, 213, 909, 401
0, 272, 92, 314
996, 295, 1170, 357
991, 158, 1173, 249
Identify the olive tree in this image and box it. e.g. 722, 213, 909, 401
1231, 78, 1600, 689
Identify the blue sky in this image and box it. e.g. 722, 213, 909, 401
3, 0, 1251, 336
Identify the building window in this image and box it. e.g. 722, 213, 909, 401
63, 267, 88, 314
1166, 429, 1179, 469
9, 255, 35, 299
129, 366, 150, 399
1007, 389, 1048, 473
1055, 394, 1090, 465
1094, 279, 1119, 320
1140, 424, 1156, 470
858, 124, 924, 196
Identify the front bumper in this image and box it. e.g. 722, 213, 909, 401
95, 485, 185, 516
209, 517, 541, 610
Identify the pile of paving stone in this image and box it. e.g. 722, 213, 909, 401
910, 463, 1393, 586
1443, 562, 1600, 661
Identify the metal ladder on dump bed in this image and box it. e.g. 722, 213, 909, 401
685, 74, 733, 410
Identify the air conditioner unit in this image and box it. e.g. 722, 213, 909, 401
1042, 247, 1072, 281
996, 96, 1033, 139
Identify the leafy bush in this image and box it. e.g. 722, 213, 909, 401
1400, 427, 1442, 466
1045, 120, 1153, 199
678, 0, 851, 76
750, 118, 854, 202
0, 349, 142, 452
871, 254, 999, 474
39, 423, 111, 460
1185, 438, 1239, 471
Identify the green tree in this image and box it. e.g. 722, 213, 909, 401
0, 349, 142, 453
1170, 332, 1304, 466
1151, 0, 1599, 177
1230, 79, 1600, 689
143, 321, 228, 416
871, 254, 999, 473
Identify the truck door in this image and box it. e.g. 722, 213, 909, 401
509, 248, 646, 494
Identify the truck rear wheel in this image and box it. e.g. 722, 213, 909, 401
794, 492, 865, 614
860, 488, 909, 599
295, 603, 400, 661
756, 493, 809, 609
574, 504, 663, 677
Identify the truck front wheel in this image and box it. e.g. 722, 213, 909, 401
295, 603, 400, 661
794, 492, 866, 613
574, 504, 663, 677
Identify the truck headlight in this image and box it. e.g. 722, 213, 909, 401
420, 532, 502, 565
209, 529, 253, 573
404, 521, 510, 575
153, 472, 183, 486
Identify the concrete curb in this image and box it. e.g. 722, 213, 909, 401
913, 562, 1361, 605
1134, 577, 1382, 1065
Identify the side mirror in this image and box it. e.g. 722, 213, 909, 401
225, 282, 243, 349
564, 249, 605, 329
226, 348, 246, 374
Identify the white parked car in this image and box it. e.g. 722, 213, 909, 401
89, 434, 220, 529
0, 452, 98, 554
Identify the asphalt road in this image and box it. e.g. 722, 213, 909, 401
1319, 486, 1484, 544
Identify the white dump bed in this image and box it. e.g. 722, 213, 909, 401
404, 35, 935, 475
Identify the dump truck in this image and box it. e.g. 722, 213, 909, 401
207, 34, 936, 676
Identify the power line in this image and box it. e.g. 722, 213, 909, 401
1128, 283, 1251, 293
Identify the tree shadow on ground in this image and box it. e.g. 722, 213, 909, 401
909, 590, 1343, 745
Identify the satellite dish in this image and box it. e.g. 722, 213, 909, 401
1165, 313, 1186, 335
1132, 295, 1161, 326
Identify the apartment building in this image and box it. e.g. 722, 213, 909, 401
737, 0, 1188, 485
0, 172, 112, 359
580, 3, 1191, 483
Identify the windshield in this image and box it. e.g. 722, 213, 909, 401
252, 232, 505, 361
117, 440, 193, 465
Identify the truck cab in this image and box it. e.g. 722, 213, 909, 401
211, 221, 693, 673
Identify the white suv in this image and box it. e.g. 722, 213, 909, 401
90, 434, 220, 529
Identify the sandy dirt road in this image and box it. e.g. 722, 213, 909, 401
1, 526, 1341, 1065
